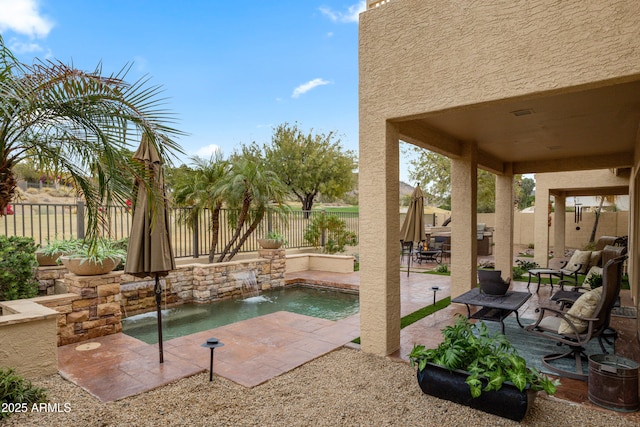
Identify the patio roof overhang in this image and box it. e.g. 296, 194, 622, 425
549, 185, 629, 198
393, 77, 640, 176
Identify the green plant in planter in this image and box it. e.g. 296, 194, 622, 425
409, 315, 559, 398
36, 237, 81, 258
266, 230, 288, 246
65, 238, 127, 266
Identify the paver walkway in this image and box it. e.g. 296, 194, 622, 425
59, 310, 359, 402
57, 267, 446, 402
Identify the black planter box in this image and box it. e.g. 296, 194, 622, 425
417, 363, 537, 421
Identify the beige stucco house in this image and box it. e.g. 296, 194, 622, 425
359, 0, 640, 355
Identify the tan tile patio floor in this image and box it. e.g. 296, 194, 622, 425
58, 309, 360, 402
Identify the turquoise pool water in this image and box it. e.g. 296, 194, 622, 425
122, 285, 359, 344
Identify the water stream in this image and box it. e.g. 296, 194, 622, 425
235, 270, 270, 303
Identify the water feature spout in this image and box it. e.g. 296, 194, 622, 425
234, 271, 261, 300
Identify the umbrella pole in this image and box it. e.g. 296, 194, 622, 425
407, 242, 412, 276
155, 274, 164, 363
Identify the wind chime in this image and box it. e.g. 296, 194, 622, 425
574, 199, 582, 230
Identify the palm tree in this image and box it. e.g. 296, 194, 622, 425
588, 195, 616, 243
171, 153, 229, 262
215, 147, 289, 262
0, 36, 184, 243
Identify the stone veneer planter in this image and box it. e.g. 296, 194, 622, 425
60, 256, 121, 276
257, 238, 283, 249
36, 251, 63, 266
28, 248, 287, 345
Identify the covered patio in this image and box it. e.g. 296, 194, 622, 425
359, 0, 640, 356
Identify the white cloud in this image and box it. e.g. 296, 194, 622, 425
0, 0, 53, 38
8, 38, 43, 54
319, 1, 365, 23
292, 78, 331, 98
194, 144, 221, 158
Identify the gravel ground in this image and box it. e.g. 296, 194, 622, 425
4, 348, 639, 427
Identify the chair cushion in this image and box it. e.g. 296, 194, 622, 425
538, 315, 562, 332
558, 287, 603, 335
565, 250, 592, 274
590, 250, 602, 268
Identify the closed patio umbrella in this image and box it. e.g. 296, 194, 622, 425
125, 134, 176, 363
400, 184, 425, 276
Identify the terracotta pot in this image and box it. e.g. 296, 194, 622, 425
36, 251, 63, 266
60, 256, 120, 276
258, 238, 283, 249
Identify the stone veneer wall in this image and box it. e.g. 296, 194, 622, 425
190, 248, 286, 303
58, 273, 122, 346
32, 248, 286, 346
34, 265, 67, 296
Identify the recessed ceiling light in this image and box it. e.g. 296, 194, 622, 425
511, 109, 535, 116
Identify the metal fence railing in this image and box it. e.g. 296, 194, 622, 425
1, 202, 359, 259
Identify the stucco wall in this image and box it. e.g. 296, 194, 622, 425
359, 1, 640, 353
360, 0, 640, 120
481, 211, 629, 249
0, 299, 58, 378
286, 254, 355, 273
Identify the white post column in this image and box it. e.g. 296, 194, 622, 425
450, 142, 478, 297
534, 181, 551, 268
495, 170, 514, 280
359, 120, 401, 356
554, 193, 566, 260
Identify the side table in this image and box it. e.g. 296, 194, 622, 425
526, 268, 563, 293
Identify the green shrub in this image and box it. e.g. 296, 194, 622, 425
434, 264, 449, 274
0, 236, 39, 301
515, 259, 539, 271
511, 266, 526, 280
304, 214, 357, 254
0, 368, 47, 420
585, 272, 603, 289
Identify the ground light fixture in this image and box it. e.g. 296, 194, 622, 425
201, 337, 225, 381
431, 286, 440, 305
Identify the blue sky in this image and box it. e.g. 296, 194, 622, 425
1, 0, 369, 169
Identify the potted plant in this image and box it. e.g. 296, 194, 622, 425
409, 315, 559, 421
35, 238, 81, 266
258, 230, 287, 249
59, 238, 127, 275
